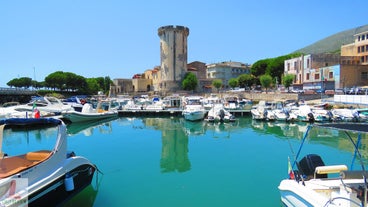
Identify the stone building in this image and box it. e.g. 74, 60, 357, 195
187, 61, 211, 92
110, 78, 133, 96
158, 25, 190, 92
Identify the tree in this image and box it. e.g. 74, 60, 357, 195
282, 74, 294, 91
212, 79, 222, 92
251, 53, 302, 84
260, 74, 273, 93
45, 71, 66, 90
251, 59, 270, 77
182, 72, 198, 91
228, 78, 238, 89
238, 74, 254, 89
85, 78, 100, 94
7, 77, 32, 88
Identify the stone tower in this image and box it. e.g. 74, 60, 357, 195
158, 25, 190, 92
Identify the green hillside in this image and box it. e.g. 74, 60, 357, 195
294, 24, 368, 54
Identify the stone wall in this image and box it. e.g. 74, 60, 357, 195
242, 93, 298, 102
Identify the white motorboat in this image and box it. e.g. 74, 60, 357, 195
0, 96, 73, 119
250, 101, 275, 121
311, 108, 333, 122
62, 100, 118, 123
203, 94, 223, 110
182, 96, 207, 121
161, 95, 184, 110
205, 104, 236, 122
0, 118, 97, 206
330, 108, 359, 122
291, 104, 315, 122
223, 95, 253, 110
278, 123, 368, 207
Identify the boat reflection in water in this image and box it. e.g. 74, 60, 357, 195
182, 120, 206, 136
250, 119, 368, 160
66, 117, 117, 136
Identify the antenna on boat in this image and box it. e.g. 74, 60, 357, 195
292, 124, 312, 170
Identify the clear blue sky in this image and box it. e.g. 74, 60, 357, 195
1, 0, 367, 87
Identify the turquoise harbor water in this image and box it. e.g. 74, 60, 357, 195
3, 117, 368, 207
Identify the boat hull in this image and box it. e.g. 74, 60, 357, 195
28, 163, 95, 207
62, 111, 118, 123
183, 111, 206, 121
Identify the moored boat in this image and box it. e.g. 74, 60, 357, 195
278, 123, 368, 207
182, 96, 206, 121
62, 100, 118, 123
0, 96, 73, 119
205, 104, 236, 122
0, 118, 97, 206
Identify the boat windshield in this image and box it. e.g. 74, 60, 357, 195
1, 125, 59, 157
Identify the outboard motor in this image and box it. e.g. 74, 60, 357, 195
327, 111, 333, 121
219, 109, 225, 122
353, 110, 360, 122
298, 154, 326, 179
307, 113, 315, 123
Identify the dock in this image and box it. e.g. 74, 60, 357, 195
118, 109, 251, 117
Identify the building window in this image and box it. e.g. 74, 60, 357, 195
306, 73, 310, 80
361, 56, 365, 63
315, 73, 320, 80
362, 72, 368, 80
329, 71, 333, 79
358, 47, 361, 53
307, 59, 310, 68
287, 63, 290, 71
363, 35, 366, 41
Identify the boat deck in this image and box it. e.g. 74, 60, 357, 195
0, 150, 51, 178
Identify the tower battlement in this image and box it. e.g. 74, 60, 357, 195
158, 25, 189, 36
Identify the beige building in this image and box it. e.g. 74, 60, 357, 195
284, 54, 340, 90
340, 31, 368, 88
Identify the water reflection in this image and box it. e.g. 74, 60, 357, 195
66, 118, 117, 136
182, 120, 206, 136
140, 118, 251, 173
250, 120, 309, 139
250, 119, 368, 161
62, 184, 98, 207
